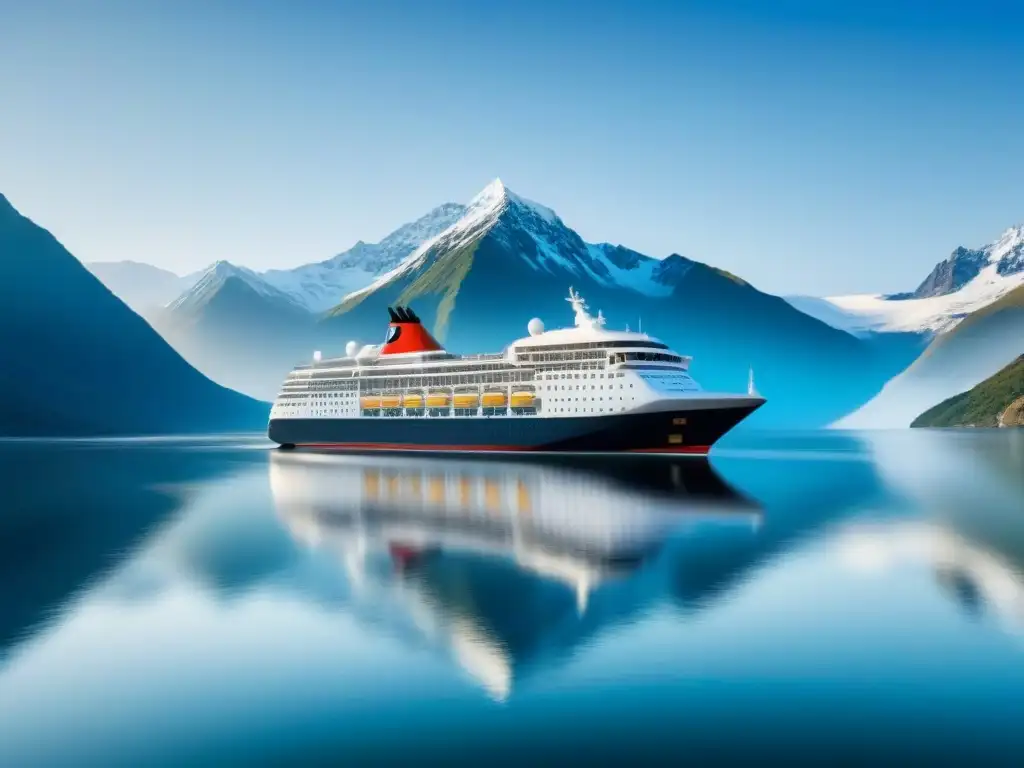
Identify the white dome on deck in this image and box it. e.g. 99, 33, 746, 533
345, 340, 359, 357
528, 317, 545, 336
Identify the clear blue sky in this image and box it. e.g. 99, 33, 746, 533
2, 0, 1023, 296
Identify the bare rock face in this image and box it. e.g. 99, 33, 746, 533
1000, 396, 1024, 428
912, 246, 989, 299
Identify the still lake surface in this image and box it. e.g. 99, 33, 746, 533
1, 430, 1023, 765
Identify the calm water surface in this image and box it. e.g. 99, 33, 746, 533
1, 430, 1023, 765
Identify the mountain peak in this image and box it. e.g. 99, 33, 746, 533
464, 178, 560, 226
0, 192, 22, 222
207, 259, 254, 279
466, 178, 509, 213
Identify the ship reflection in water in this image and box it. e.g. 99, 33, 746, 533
270, 452, 760, 700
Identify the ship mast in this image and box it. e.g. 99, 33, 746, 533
565, 286, 606, 330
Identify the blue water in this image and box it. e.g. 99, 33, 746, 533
1, 430, 1023, 765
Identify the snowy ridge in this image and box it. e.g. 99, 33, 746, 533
260, 202, 465, 312
164, 204, 466, 315
168, 260, 305, 313
787, 223, 1024, 336
340, 178, 680, 305
505, 188, 559, 224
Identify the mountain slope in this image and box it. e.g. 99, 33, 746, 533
143, 205, 468, 399
0, 193, 268, 436
911, 355, 1024, 428
86, 260, 200, 314
151, 261, 322, 401
838, 283, 1024, 427
261, 203, 466, 312
324, 180, 896, 428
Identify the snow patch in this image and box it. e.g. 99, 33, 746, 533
168, 260, 303, 313
260, 203, 465, 312
506, 189, 559, 224
586, 244, 674, 297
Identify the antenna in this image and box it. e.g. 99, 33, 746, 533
748, 366, 758, 396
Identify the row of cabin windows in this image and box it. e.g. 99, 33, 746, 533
515, 341, 670, 353
611, 352, 683, 364
541, 371, 624, 380
276, 393, 358, 403
548, 395, 633, 403
550, 406, 627, 414
519, 351, 607, 364
543, 383, 633, 392
291, 372, 535, 389
302, 362, 515, 380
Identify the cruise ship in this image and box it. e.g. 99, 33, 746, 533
268, 288, 765, 454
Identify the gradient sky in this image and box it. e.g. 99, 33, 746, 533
2, 0, 1023, 296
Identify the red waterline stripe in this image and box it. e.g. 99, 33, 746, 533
626, 445, 711, 454
297, 442, 711, 454
301, 442, 535, 452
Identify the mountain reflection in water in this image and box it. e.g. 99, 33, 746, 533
1, 431, 1023, 764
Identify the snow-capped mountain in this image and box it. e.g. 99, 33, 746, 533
85, 204, 467, 317
151, 261, 325, 400
786, 225, 1024, 336
167, 260, 309, 316
326, 179, 899, 428
343, 180, 682, 311
85, 260, 201, 315
783, 224, 1024, 428
835, 283, 1024, 428
260, 202, 466, 312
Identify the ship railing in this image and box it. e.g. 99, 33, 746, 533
458, 353, 508, 361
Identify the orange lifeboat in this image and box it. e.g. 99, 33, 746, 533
360, 395, 382, 410
426, 391, 450, 408
403, 392, 424, 409
381, 394, 402, 409
510, 391, 535, 408
482, 391, 507, 408
453, 393, 480, 409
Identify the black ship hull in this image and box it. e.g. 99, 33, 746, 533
268, 400, 762, 455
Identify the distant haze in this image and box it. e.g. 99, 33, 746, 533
3, 1, 1024, 296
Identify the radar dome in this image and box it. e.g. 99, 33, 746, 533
528, 317, 544, 336
345, 340, 359, 357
